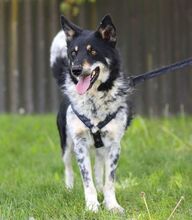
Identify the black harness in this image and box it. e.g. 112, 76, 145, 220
71, 105, 122, 148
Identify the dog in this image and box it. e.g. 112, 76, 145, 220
50, 14, 133, 212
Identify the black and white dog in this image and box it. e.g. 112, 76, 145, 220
50, 15, 133, 212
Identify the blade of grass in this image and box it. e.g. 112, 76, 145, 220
141, 192, 152, 220
167, 196, 184, 220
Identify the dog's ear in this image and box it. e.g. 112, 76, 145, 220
95, 15, 116, 46
60, 15, 82, 42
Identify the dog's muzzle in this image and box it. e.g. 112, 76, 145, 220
74, 66, 100, 95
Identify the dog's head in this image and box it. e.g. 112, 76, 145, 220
61, 15, 120, 95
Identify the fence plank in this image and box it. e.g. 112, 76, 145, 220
22, 0, 34, 113
35, 0, 46, 113
187, 0, 192, 113
9, 0, 19, 112
0, 1, 5, 112
47, 0, 60, 112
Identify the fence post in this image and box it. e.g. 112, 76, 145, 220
9, 0, 19, 113
23, 0, 34, 113
49, 0, 60, 112
36, 0, 46, 113
0, 1, 5, 112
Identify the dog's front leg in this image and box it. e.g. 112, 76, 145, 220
103, 142, 124, 213
73, 136, 99, 212
67, 108, 99, 212
94, 148, 105, 192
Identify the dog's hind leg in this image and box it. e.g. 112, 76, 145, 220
94, 148, 105, 192
57, 107, 74, 189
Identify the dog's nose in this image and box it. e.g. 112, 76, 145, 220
71, 65, 82, 76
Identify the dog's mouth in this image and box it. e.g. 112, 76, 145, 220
75, 67, 100, 95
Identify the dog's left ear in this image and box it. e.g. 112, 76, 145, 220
61, 15, 82, 42
95, 15, 116, 46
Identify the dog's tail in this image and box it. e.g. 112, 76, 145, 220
50, 31, 67, 67
50, 31, 69, 88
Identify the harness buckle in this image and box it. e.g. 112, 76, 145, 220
91, 131, 104, 148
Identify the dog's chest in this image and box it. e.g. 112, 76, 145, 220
65, 78, 127, 126
74, 93, 125, 127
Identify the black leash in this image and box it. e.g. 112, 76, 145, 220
130, 57, 192, 86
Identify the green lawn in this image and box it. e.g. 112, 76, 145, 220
0, 115, 192, 220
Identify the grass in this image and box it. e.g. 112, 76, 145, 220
0, 115, 192, 219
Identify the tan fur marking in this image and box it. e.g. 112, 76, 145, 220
105, 122, 119, 138
83, 60, 91, 69
73, 117, 87, 136
91, 50, 96, 56
68, 30, 75, 40
86, 44, 91, 51
75, 46, 78, 51
86, 45, 96, 55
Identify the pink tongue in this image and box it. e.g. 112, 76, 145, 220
76, 75, 91, 95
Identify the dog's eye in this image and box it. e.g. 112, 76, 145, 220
71, 50, 77, 58
90, 49, 96, 56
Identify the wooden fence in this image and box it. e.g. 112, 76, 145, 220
0, 0, 192, 115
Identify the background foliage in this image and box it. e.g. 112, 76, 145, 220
60, 0, 96, 17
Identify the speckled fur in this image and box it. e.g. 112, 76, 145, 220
50, 16, 133, 212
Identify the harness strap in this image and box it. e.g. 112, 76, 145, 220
71, 106, 93, 130
71, 105, 122, 148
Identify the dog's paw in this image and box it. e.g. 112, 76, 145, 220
86, 200, 100, 212
64, 174, 74, 190
104, 202, 124, 213
65, 184, 73, 190
64, 179, 74, 190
